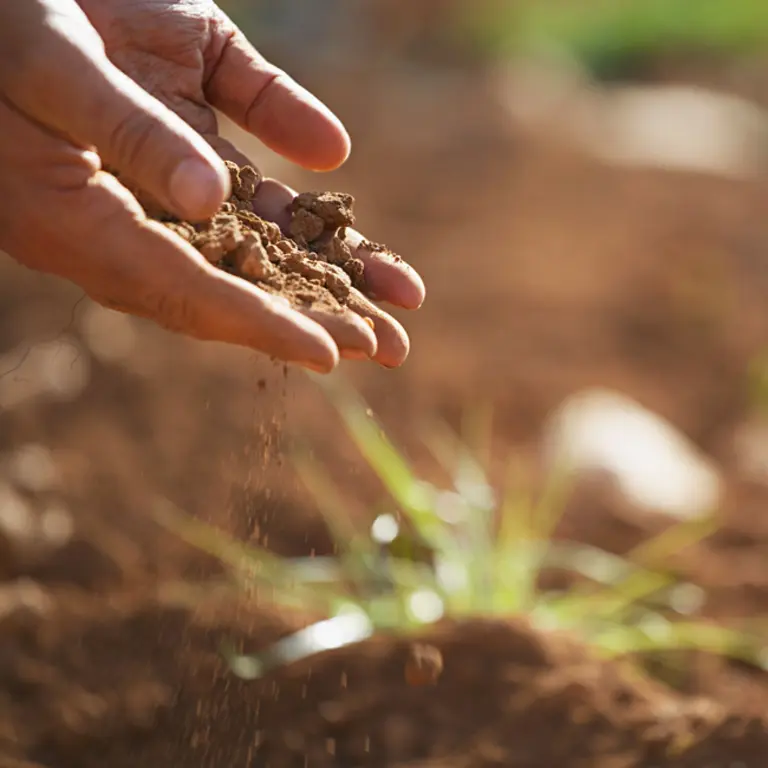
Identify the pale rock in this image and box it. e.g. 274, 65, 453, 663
7, 443, 59, 492
80, 302, 137, 363
542, 388, 722, 520
579, 85, 768, 178
493, 58, 768, 178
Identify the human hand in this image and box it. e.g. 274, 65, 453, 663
0, 0, 424, 372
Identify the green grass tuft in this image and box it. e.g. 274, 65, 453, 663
460, 0, 768, 78
157, 372, 768, 678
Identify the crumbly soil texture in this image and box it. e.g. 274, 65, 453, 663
2, 584, 768, 768
149, 162, 380, 313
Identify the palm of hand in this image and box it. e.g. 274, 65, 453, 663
79, 0, 225, 143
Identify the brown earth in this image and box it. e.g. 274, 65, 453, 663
130, 161, 375, 313
3, 594, 768, 768
2, 69, 768, 766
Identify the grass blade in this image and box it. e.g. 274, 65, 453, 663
313, 373, 448, 550
153, 499, 346, 611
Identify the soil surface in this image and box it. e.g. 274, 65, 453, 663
2, 66, 768, 767
2, 596, 767, 768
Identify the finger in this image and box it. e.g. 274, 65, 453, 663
19, 173, 339, 373
298, 307, 377, 360
198, 139, 295, 226
98, 175, 339, 371
0, 0, 229, 220
205, 133, 257, 170
205, 13, 350, 171
203, 139, 378, 360
252, 178, 296, 228
203, 134, 288, 223
249, 178, 425, 309
345, 290, 410, 369
195, 140, 407, 366
345, 229, 426, 310
237, 173, 410, 366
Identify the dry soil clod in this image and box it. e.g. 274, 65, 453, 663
404, 643, 444, 687
130, 161, 396, 315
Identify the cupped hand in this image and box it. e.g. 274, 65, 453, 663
0, 0, 424, 372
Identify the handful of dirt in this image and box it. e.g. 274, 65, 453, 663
138, 161, 396, 314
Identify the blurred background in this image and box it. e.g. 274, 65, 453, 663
3, 0, 768, 626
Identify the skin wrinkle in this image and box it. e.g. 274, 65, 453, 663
113, 53, 214, 134
95, 7, 221, 143
80, 0, 212, 56
36, 153, 100, 194
202, 14, 235, 90
203, 26, 286, 124
142, 287, 203, 334
107, 105, 166, 174
242, 68, 284, 132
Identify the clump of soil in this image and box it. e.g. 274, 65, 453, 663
404, 642, 443, 686
150, 162, 380, 313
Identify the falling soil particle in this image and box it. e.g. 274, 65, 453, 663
404, 642, 444, 686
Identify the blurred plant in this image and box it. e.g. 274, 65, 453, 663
747, 348, 768, 418
158, 372, 768, 679
460, 0, 768, 78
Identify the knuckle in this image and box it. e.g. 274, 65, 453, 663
45, 152, 100, 194
106, 108, 160, 170
59, 182, 136, 242
142, 288, 202, 336
245, 70, 284, 123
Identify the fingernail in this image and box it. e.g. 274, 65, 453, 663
82, 150, 102, 174
340, 350, 370, 361
169, 157, 229, 220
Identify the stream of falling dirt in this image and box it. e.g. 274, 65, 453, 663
183, 355, 291, 760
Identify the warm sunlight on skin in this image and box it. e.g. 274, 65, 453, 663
0, 0, 425, 372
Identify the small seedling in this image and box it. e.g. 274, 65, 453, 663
157, 372, 768, 679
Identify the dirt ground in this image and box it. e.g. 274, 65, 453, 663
3, 62, 768, 766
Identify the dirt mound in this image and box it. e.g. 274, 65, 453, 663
1, 587, 766, 768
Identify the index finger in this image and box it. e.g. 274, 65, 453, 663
204, 11, 350, 172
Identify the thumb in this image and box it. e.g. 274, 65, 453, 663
0, 0, 229, 220
83, 64, 231, 220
